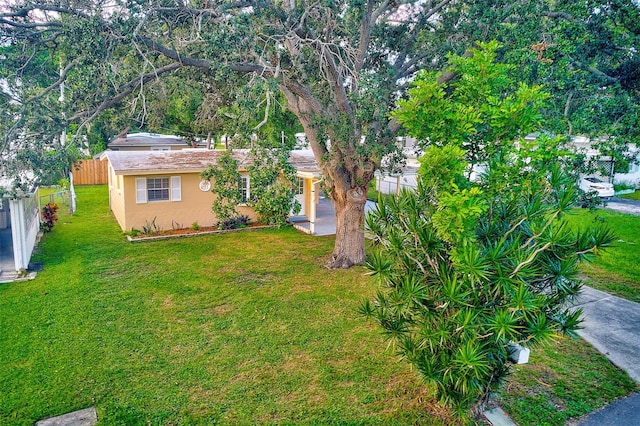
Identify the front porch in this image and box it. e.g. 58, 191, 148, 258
289, 196, 336, 236
289, 196, 377, 237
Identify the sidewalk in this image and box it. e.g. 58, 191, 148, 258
574, 286, 640, 425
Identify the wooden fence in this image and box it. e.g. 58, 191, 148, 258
73, 159, 108, 185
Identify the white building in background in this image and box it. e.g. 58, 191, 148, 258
569, 137, 640, 188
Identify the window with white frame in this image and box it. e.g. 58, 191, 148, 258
136, 176, 181, 203
240, 175, 250, 203
297, 177, 304, 195
147, 177, 170, 201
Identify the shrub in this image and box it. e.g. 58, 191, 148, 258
40, 202, 59, 232
217, 215, 250, 230
142, 217, 161, 235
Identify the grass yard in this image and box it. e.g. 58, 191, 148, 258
619, 190, 640, 201
0, 186, 456, 425
0, 186, 637, 425
566, 208, 640, 302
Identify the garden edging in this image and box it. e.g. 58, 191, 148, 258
126, 224, 278, 242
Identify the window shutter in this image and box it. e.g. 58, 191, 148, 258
171, 176, 182, 201
136, 178, 147, 204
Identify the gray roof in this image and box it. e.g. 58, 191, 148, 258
102, 149, 321, 176
107, 133, 191, 148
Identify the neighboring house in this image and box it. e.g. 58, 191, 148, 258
108, 132, 209, 151
101, 149, 325, 233
0, 182, 40, 275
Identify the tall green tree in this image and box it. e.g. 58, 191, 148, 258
2, 1, 636, 266
362, 44, 616, 415
455, 0, 640, 169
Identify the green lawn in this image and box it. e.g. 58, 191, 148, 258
0, 186, 637, 425
619, 190, 640, 201
0, 186, 456, 425
566, 208, 640, 302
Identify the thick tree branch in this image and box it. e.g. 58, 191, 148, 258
135, 35, 269, 75
355, 0, 376, 73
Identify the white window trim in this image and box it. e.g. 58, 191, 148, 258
171, 176, 182, 201
239, 174, 250, 205
136, 178, 147, 204
135, 176, 182, 204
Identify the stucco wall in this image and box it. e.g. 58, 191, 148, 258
120, 173, 258, 232
108, 166, 127, 231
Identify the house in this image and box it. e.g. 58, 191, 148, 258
108, 132, 209, 151
101, 149, 326, 233
0, 181, 41, 277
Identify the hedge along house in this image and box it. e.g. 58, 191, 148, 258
0, 183, 41, 277
101, 149, 326, 234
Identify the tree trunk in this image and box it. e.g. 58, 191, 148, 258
325, 186, 367, 269
280, 86, 372, 269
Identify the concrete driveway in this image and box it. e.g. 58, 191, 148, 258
574, 286, 640, 382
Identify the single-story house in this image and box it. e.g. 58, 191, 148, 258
108, 132, 209, 151
0, 183, 41, 275
101, 149, 325, 233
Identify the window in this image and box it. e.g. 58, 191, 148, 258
240, 175, 250, 203
147, 177, 170, 201
136, 176, 181, 203
297, 178, 304, 195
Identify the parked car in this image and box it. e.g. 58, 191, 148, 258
579, 176, 615, 198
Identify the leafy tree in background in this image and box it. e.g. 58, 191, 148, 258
248, 146, 300, 226
362, 44, 616, 416
1, 1, 637, 266
201, 151, 243, 225
455, 0, 640, 173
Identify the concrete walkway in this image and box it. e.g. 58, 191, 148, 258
575, 286, 640, 425
574, 286, 640, 382
291, 197, 376, 236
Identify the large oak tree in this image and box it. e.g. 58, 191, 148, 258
1, 0, 465, 267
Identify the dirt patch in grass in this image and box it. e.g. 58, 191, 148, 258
208, 303, 234, 316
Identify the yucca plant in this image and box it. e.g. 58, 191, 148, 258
362, 43, 616, 416
362, 148, 615, 415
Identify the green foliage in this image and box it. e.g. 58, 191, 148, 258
248, 146, 300, 226
40, 202, 59, 232
201, 151, 243, 224
364, 46, 617, 414
393, 41, 549, 169
457, 0, 640, 166
218, 214, 251, 230
142, 217, 161, 235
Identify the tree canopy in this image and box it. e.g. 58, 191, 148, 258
1, 0, 638, 265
